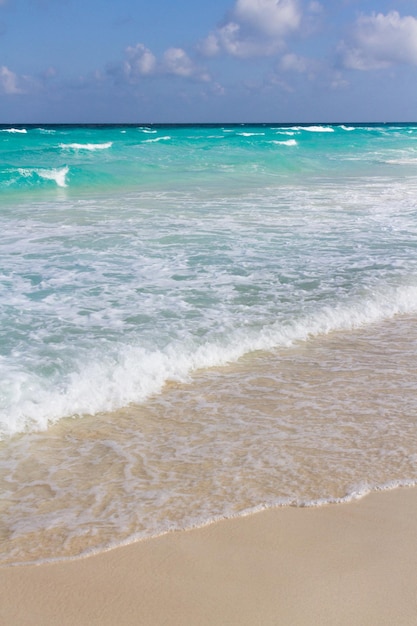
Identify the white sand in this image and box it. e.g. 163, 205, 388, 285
2, 487, 417, 625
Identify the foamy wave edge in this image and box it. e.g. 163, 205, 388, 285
1, 128, 27, 134
17, 166, 69, 188
6, 479, 417, 568
143, 136, 171, 143
289, 125, 334, 133
271, 139, 297, 146
3, 282, 417, 439
59, 142, 113, 151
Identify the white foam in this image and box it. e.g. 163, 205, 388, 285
11, 479, 417, 567
298, 479, 417, 508
1, 128, 27, 134
3, 282, 417, 440
237, 132, 265, 137
289, 125, 334, 133
59, 142, 113, 151
385, 158, 417, 165
143, 136, 171, 143
17, 166, 69, 187
37, 166, 69, 187
271, 139, 297, 146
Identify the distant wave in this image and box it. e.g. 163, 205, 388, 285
143, 136, 171, 143
59, 142, 113, 151
289, 125, 334, 133
237, 132, 266, 137
273, 130, 296, 136
1, 128, 27, 134
271, 139, 297, 146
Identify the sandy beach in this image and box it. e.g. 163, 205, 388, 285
2, 486, 417, 625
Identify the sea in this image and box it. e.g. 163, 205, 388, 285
1, 122, 417, 566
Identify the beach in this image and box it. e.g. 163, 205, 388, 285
2, 486, 417, 625
2, 123, 417, 620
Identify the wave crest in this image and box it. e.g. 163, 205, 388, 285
1, 128, 27, 134
3, 283, 417, 439
17, 166, 69, 187
59, 142, 113, 151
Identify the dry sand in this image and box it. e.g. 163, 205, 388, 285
1, 486, 417, 625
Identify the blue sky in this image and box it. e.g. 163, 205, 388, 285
1, 0, 417, 123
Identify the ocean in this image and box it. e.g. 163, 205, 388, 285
1, 122, 417, 565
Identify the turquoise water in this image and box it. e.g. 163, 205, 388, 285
2, 123, 417, 564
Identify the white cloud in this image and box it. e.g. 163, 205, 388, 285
200, 0, 302, 58
213, 21, 283, 57
308, 1, 322, 14
212, 82, 226, 96
124, 43, 157, 78
278, 52, 320, 81
280, 52, 309, 72
163, 48, 195, 77
331, 71, 349, 90
340, 11, 417, 70
0, 65, 23, 94
161, 47, 210, 81
110, 43, 210, 84
199, 32, 221, 57
234, 0, 301, 38
268, 74, 294, 92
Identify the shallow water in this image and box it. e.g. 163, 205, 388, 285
2, 123, 417, 565
2, 314, 417, 565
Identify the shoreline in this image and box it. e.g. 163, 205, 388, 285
2, 486, 417, 625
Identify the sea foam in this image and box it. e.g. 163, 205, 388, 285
16, 166, 69, 187
290, 125, 334, 132
60, 142, 113, 150
272, 139, 297, 146
1, 128, 27, 134
143, 136, 171, 143
2, 282, 417, 440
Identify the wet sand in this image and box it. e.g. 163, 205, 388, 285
2, 486, 417, 625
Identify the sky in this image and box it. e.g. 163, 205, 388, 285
1, 0, 417, 123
